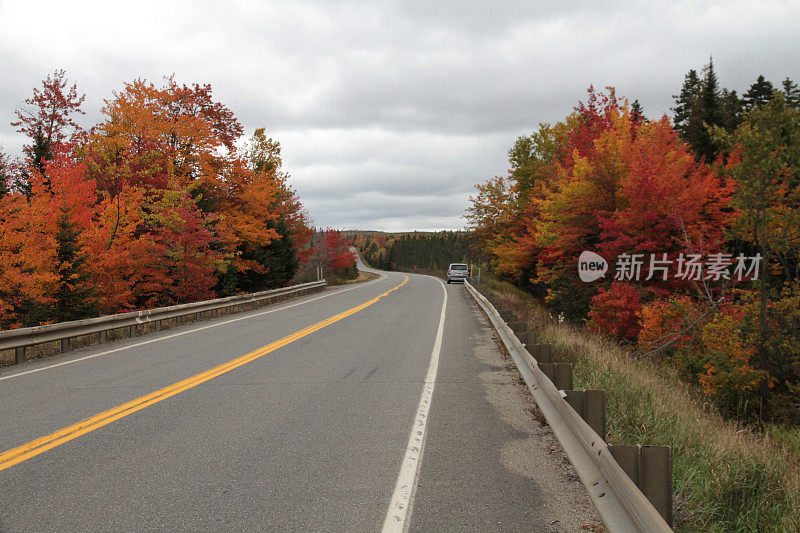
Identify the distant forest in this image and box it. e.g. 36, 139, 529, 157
350, 231, 478, 272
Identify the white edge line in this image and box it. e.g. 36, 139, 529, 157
382, 277, 447, 532
0, 273, 387, 382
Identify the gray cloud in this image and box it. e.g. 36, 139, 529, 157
1, 0, 798, 230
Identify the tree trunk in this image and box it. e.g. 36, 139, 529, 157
758, 214, 770, 424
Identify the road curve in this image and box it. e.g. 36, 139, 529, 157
0, 265, 600, 531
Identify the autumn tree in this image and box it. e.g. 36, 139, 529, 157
2, 72, 312, 328
12, 69, 86, 150
712, 93, 800, 421
507, 90, 730, 325
305, 229, 356, 279
11, 70, 85, 196
0, 193, 57, 328
85, 79, 292, 300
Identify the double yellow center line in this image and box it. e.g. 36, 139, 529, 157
0, 275, 408, 472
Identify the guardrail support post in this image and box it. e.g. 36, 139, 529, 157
61, 338, 70, 353
521, 331, 537, 349
99, 330, 107, 343
538, 362, 573, 390
609, 445, 673, 526
537, 343, 552, 363
154, 320, 161, 331
565, 389, 606, 439
15, 346, 25, 364
555, 362, 572, 390
129, 325, 137, 338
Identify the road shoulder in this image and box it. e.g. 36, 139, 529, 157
408, 284, 604, 531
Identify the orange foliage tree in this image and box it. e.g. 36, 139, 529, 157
0, 71, 313, 328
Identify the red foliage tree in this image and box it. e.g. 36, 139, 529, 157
11, 69, 86, 150
587, 282, 643, 342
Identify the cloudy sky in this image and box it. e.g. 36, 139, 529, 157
1, 0, 798, 231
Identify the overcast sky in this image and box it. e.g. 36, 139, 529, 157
1, 0, 798, 231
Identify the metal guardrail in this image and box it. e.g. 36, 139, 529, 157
465, 280, 672, 533
1, 280, 328, 364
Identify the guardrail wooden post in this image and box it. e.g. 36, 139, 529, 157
15, 346, 25, 364
555, 362, 572, 390
537, 343, 552, 363
609, 445, 673, 526
100, 330, 107, 343
521, 331, 537, 348
538, 362, 573, 390
129, 325, 137, 338
565, 389, 606, 440
61, 338, 70, 353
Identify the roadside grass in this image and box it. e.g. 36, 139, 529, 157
339, 270, 380, 284
476, 276, 800, 532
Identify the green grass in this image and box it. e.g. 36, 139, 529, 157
475, 276, 800, 532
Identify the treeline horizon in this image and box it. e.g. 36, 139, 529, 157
349, 230, 477, 273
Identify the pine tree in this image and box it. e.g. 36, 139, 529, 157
782, 77, 800, 109
252, 219, 298, 289
743, 75, 775, 110
631, 99, 647, 123
692, 58, 725, 160
53, 207, 98, 322
672, 69, 701, 136
720, 88, 743, 131
18, 122, 53, 198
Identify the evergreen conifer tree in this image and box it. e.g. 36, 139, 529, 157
672, 69, 701, 136
18, 122, 53, 198
720, 88, 743, 131
743, 75, 775, 110
53, 207, 98, 322
693, 58, 725, 160
631, 99, 647, 123
782, 77, 800, 109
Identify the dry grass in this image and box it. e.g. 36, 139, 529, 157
476, 276, 800, 532
340, 270, 381, 284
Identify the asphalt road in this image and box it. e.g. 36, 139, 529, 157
0, 264, 600, 531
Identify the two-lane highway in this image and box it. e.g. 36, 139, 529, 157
0, 267, 600, 531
